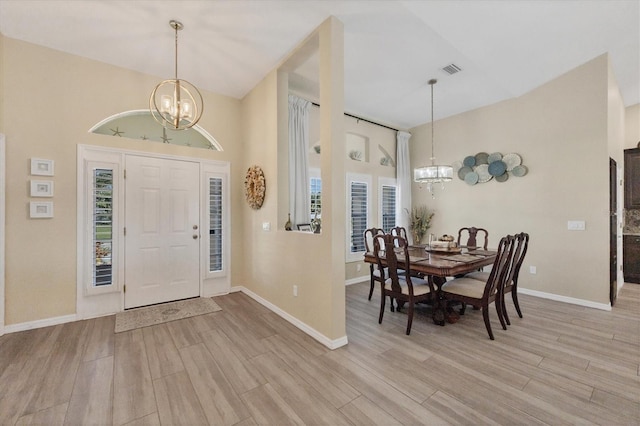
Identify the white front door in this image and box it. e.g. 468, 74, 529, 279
124, 155, 200, 309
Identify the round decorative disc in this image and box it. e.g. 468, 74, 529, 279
464, 171, 479, 185
458, 166, 473, 180
488, 160, 507, 176
488, 152, 503, 163
503, 153, 522, 171
476, 164, 492, 183
474, 152, 489, 165
512, 165, 528, 177
495, 172, 509, 182
463, 156, 476, 167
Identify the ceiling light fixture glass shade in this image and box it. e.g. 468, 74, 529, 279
413, 79, 453, 193
150, 20, 203, 130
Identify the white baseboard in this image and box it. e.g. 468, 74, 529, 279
343, 281, 613, 311
519, 288, 611, 311
232, 286, 348, 350
4, 313, 78, 334
4, 285, 610, 337
345, 276, 368, 286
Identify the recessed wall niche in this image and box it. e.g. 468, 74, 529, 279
346, 132, 369, 163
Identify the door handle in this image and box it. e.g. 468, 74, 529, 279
193, 234, 198, 240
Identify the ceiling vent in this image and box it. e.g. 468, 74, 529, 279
442, 63, 462, 75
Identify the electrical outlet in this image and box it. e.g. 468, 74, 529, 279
262, 222, 271, 231
529, 266, 537, 274
293, 285, 298, 297
356, 264, 361, 272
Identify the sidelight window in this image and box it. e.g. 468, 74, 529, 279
209, 177, 223, 272
93, 168, 114, 286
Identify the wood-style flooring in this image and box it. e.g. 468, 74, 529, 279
1, 283, 639, 425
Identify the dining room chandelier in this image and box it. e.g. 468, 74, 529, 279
150, 20, 203, 130
413, 79, 453, 192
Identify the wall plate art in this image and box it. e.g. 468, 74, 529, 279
30, 180, 54, 197
30, 158, 54, 176
30, 201, 54, 218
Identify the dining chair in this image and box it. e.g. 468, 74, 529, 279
372, 233, 434, 335
457, 227, 489, 249
440, 235, 515, 340
364, 227, 386, 300
466, 232, 529, 325
390, 226, 422, 277
390, 226, 408, 243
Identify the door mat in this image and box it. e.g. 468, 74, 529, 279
115, 297, 222, 333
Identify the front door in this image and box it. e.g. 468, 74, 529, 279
124, 155, 200, 309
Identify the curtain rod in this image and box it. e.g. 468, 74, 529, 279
310, 102, 399, 132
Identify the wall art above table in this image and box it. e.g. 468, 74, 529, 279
453, 152, 528, 185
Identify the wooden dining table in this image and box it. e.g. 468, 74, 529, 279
363, 245, 497, 325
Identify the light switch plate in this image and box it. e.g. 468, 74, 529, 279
567, 220, 585, 231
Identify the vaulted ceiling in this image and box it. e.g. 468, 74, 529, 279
1, 0, 638, 129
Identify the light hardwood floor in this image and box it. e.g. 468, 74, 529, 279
1, 283, 639, 425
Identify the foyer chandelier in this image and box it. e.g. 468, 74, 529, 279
413, 79, 453, 193
150, 20, 203, 130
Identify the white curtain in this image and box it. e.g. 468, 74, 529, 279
288, 95, 311, 226
396, 131, 412, 241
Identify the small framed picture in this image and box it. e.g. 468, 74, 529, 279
31, 158, 54, 176
297, 223, 312, 232
30, 201, 54, 218
30, 180, 54, 197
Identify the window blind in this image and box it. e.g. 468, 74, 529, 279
93, 169, 113, 286
350, 181, 368, 253
209, 177, 223, 272
381, 185, 397, 232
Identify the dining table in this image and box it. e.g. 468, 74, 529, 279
363, 245, 497, 325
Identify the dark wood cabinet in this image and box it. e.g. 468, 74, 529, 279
623, 235, 640, 283
624, 148, 640, 209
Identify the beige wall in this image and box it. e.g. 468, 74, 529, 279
238, 17, 346, 342
1, 36, 243, 325
0, 34, 4, 130
410, 54, 617, 305
625, 103, 640, 149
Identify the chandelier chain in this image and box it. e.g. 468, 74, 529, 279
412, 77, 452, 188
174, 24, 178, 80
430, 80, 435, 165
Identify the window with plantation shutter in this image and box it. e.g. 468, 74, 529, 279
81, 152, 121, 297
346, 173, 371, 261
381, 184, 397, 232
209, 177, 223, 272
350, 182, 367, 252
93, 168, 114, 287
